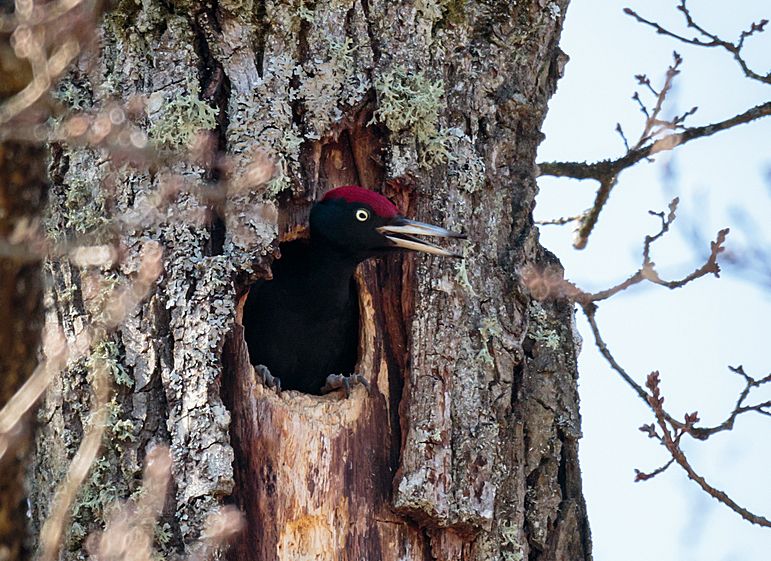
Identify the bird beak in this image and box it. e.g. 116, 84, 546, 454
377, 217, 466, 258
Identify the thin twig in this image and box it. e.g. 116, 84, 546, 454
634, 458, 675, 482
535, 213, 584, 226
624, 2, 770, 84
646, 373, 771, 527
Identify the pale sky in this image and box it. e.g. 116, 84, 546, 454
536, 1, 771, 560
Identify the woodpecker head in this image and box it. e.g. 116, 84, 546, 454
310, 185, 465, 260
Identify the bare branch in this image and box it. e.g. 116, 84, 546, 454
624, 2, 770, 84
535, 213, 584, 226
0, 0, 105, 124
528, 196, 771, 452
539, 102, 770, 182
686, 367, 771, 440
615, 122, 630, 151
571, 199, 727, 303
581, 303, 651, 406
645, 373, 771, 527
538, 100, 770, 248
634, 458, 674, 482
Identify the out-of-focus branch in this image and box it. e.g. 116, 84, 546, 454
0, 327, 88, 462
0, 242, 162, 462
0, 0, 104, 125
38, 354, 111, 561
624, 1, 770, 84
0, 242, 162, 561
84, 445, 243, 561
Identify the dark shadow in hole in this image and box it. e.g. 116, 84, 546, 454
239, 238, 361, 396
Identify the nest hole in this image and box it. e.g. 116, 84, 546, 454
232, 238, 377, 399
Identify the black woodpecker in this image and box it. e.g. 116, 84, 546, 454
243, 185, 464, 396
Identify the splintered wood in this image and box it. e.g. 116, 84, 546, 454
224, 274, 425, 561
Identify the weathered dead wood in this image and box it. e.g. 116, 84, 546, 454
224, 268, 425, 560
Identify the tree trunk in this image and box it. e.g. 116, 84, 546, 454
30, 1, 591, 560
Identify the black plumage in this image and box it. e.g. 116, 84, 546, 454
243, 186, 463, 395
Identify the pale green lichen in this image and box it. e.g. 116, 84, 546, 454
479, 316, 503, 341
296, 0, 315, 23
415, 0, 467, 28
528, 302, 561, 351
438, 0, 466, 25
89, 339, 132, 388
61, 176, 110, 238
446, 127, 486, 193
416, 0, 443, 20
68, 336, 139, 550
84, 272, 124, 325
371, 66, 450, 168
477, 345, 494, 367
500, 520, 525, 561
154, 522, 173, 546
148, 82, 219, 149
296, 36, 369, 139
477, 316, 502, 366
226, 52, 302, 197
67, 406, 138, 549
69, 454, 127, 549
53, 80, 91, 111
454, 246, 476, 295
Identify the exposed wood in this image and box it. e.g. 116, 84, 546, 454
224, 267, 422, 560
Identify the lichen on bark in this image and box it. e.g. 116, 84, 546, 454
28, 0, 591, 560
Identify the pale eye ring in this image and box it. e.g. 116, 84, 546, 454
355, 209, 370, 222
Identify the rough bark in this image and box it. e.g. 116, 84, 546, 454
29, 1, 591, 560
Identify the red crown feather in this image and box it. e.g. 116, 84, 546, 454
322, 186, 400, 218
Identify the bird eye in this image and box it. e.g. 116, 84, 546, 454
355, 209, 370, 222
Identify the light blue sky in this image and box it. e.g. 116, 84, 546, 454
536, 1, 771, 560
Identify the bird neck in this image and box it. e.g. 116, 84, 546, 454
300, 240, 362, 311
